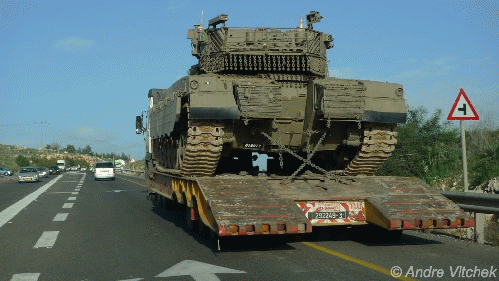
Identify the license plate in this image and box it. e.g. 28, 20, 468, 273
297, 201, 365, 224
101, 169, 108, 173
308, 211, 347, 220
26, 178, 32, 181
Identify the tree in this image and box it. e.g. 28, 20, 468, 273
50, 142, 61, 150
66, 144, 76, 153
377, 106, 461, 184
82, 145, 92, 155
45, 144, 51, 150
15, 155, 30, 167
120, 152, 129, 160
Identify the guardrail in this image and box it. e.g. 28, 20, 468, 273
120, 169, 145, 176
441, 191, 499, 215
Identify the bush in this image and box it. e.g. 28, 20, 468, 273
15, 155, 30, 167
377, 107, 461, 185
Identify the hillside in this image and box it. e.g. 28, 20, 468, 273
0, 144, 136, 171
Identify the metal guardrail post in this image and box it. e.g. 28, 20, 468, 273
475, 212, 485, 244
440, 190, 499, 244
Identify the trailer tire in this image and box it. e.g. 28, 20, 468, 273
185, 207, 198, 233
358, 224, 402, 243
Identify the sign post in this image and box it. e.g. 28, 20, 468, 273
447, 88, 482, 243
447, 88, 479, 192
460, 121, 468, 191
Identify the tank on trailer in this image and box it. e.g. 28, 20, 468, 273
136, 12, 474, 242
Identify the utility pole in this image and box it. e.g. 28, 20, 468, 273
35, 121, 49, 149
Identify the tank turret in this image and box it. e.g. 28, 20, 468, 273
187, 11, 333, 76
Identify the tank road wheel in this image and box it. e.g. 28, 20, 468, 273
175, 134, 186, 170
165, 137, 173, 169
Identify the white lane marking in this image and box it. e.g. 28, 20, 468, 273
52, 213, 69, 221
117, 279, 143, 281
74, 189, 80, 192
0, 175, 62, 229
68, 197, 76, 200
106, 190, 127, 193
71, 192, 78, 195
62, 203, 74, 208
48, 192, 74, 194
61, 181, 78, 182
156, 260, 246, 281
33, 231, 59, 248
10, 273, 41, 281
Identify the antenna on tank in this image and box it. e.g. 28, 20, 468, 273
299, 16, 304, 29
200, 10, 204, 28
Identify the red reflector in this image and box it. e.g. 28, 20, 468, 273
113, 169, 115, 173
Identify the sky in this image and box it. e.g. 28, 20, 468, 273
0, 0, 497, 160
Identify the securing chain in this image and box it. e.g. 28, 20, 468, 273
278, 130, 284, 169
306, 130, 312, 155
259, 130, 337, 182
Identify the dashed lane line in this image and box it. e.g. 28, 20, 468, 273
62, 203, 74, 208
52, 213, 69, 222
0, 175, 63, 228
10, 273, 40, 281
68, 197, 77, 201
33, 231, 59, 248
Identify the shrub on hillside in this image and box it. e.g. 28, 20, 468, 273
15, 155, 30, 167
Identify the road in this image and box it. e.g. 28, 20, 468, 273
0, 172, 498, 280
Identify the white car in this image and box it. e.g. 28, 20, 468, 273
18, 167, 40, 183
94, 161, 115, 181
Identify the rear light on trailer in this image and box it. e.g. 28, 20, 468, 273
261, 224, 270, 234
113, 168, 115, 173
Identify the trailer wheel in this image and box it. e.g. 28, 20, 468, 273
185, 207, 198, 233
358, 224, 402, 243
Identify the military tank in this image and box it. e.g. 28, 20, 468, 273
141, 11, 407, 179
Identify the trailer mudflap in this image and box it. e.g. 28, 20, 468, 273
197, 177, 312, 236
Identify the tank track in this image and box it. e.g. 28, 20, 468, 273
344, 124, 397, 176
180, 123, 224, 177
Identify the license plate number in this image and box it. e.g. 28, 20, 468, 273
308, 211, 347, 220
26, 178, 32, 181
101, 169, 108, 173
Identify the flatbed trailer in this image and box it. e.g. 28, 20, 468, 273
146, 170, 474, 238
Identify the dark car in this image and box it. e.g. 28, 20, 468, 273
49, 165, 60, 175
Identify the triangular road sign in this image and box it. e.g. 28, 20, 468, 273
447, 88, 479, 120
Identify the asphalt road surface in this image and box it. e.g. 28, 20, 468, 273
1, 171, 498, 280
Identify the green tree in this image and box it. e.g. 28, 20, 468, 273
15, 155, 30, 167
82, 145, 92, 155
468, 123, 499, 187
66, 144, 76, 153
377, 107, 461, 184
